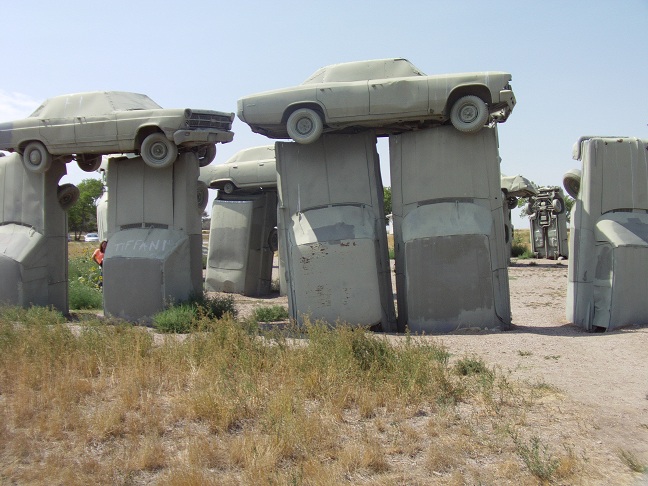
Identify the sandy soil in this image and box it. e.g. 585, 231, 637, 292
220, 258, 648, 484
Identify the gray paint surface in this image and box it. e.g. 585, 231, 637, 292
0, 153, 70, 312
528, 186, 569, 259
102, 152, 203, 321
276, 133, 395, 329
566, 136, 648, 331
205, 192, 277, 295
391, 126, 510, 332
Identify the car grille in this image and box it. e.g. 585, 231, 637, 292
188, 112, 233, 131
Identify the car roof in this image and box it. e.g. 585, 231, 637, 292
30, 91, 161, 118
302, 58, 425, 84
224, 145, 276, 165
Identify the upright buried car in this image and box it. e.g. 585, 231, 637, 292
0, 91, 235, 173
237, 58, 515, 144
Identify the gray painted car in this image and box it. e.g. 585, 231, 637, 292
0, 91, 235, 173
205, 145, 277, 195
238, 58, 515, 144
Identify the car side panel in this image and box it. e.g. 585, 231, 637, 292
39, 118, 76, 152
316, 81, 369, 119
369, 77, 428, 116
74, 113, 118, 151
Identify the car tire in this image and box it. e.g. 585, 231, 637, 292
268, 228, 278, 252
77, 154, 102, 172
141, 133, 178, 169
552, 196, 565, 215
562, 168, 581, 199
526, 200, 535, 215
23, 141, 52, 173
222, 181, 236, 194
286, 108, 323, 144
196, 144, 217, 167
57, 183, 80, 210
507, 196, 518, 210
197, 181, 209, 212
450, 95, 489, 133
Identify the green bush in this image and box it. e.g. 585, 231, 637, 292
253, 305, 289, 322
69, 280, 103, 310
152, 294, 237, 333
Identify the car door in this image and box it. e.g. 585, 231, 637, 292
36, 96, 76, 151
73, 95, 118, 151
369, 76, 429, 116
315, 80, 369, 121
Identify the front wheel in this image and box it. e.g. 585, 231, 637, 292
222, 181, 236, 194
552, 196, 565, 215
197, 181, 209, 212
286, 108, 323, 144
450, 95, 489, 133
140, 133, 178, 169
195, 144, 217, 167
23, 141, 53, 173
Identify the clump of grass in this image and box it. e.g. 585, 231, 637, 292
253, 305, 289, 323
455, 356, 490, 376
69, 280, 103, 310
619, 449, 647, 473
512, 434, 560, 481
152, 293, 236, 333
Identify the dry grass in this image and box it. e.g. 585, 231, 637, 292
0, 305, 593, 484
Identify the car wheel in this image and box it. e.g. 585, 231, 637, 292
562, 168, 581, 199
507, 196, 518, 210
526, 200, 534, 215
268, 228, 278, 252
76, 154, 102, 172
141, 133, 178, 169
222, 181, 236, 194
286, 108, 323, 144
57, 183, 80, 210
552, 196, 565, 215
195, 144, 217, 167
450, 95, 489, 133
23, 141, 52, 173
197, 181, 209, 212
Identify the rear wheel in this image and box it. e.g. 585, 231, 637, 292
552, 196, 565, 215
286, 108, 323, 144
197, 181, 209, 212
23, 141, 52, 173
77, 154, 102, 172
141, 133, 178, 168
450, 95, 489, 133
57, 183, 80, 210
222, 181, 236, 194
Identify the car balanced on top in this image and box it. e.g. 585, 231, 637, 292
0, 91, 235, 173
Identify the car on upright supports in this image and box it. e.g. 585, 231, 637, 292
0, 91, 235, 173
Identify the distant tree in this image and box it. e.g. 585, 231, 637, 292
68, 178, 105, 239
383, 186, 392, 215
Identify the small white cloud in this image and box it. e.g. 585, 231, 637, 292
0, 90, 40, 121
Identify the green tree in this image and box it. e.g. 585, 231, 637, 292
383, 186, 392, 215
68, 178, 105, 239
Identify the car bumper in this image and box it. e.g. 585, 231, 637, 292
173, 129, 234, 146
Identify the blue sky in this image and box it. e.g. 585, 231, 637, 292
1, 0, 647, 227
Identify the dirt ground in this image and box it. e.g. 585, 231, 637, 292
221, 258, 648, 484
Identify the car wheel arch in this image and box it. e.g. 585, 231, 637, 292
445, 85, 492, 115
281, 103, 326, 125
135, 125, 164, 149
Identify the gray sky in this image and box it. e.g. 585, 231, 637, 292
1, 0, 646, 227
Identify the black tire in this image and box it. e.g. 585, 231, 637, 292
57, 183, 80, 210
23, 141, 52, 173
507, 196, 518, 210
526, 200, 535, 215
552, 197, 565, 215
222, 181, 236, 194
562, 168, 581, 199
76, 154, 102, 172
286, 108, 323, 144
450, 95, 489, 133
268, 228, 278, 252
196, 144, 217, 167
141, 133, 178, 169
197, 181, 209, 212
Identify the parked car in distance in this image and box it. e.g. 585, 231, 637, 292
84, 232, 99, 242
0, 91, 235, 173
204, 145, 277, 195
237, 58, 515, 144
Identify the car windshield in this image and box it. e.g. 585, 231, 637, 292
302, 58, 425, 84
107, 92, 162, 111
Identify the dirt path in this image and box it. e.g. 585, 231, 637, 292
224, 258, 648, 483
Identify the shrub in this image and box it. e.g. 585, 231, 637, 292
152, 294, 237, 333
253, 305, 289, 322
69, 280, 103, 310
